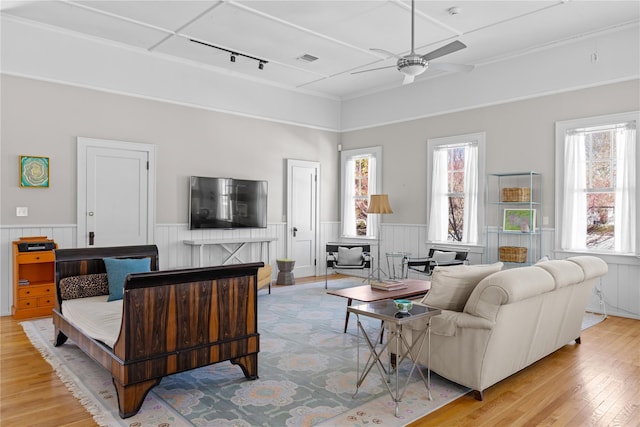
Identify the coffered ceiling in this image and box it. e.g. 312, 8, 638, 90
1, 0, 638, 100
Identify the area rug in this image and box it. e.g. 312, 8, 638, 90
21, 279, 469, 427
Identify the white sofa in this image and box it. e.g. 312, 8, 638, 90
402, 256, 608, 400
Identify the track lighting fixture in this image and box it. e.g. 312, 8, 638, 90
190, 39, 268, 70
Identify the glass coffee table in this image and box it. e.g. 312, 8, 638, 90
348, 299, 441, 417
327, 279, 430, 333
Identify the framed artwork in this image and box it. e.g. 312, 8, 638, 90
20, 156, 50, 188
503, 208, 535, 232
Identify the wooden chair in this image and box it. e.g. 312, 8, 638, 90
257, 265, 272, 294
325, 243, 371, 288
404, 247, 469, 277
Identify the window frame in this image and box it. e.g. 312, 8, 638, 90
340, 146, 383, 239
426, 132, 486, 246
555, 111, 640, 256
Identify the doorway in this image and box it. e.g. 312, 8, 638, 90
286, 159, 320, 278
77, 137, 156, 248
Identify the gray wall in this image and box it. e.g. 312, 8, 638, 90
341, 80, 640, 227
1, 75, 341, 226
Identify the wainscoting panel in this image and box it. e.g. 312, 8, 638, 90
2, 223, 638, 319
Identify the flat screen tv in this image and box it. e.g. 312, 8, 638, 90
189, 176, 268, 229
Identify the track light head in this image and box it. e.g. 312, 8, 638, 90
230, 54, 236, 63
258, 61, 264, 70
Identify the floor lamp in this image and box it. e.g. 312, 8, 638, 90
368, 194, 393, 282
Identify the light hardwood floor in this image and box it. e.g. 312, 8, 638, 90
1, 276, 638, 427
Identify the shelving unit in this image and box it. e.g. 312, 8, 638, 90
12, 236, 57, 319
486, 172, 542, 266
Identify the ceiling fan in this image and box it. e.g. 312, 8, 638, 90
353, 0, 473, 85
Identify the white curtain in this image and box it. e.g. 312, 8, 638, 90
561, 132, 587, 250
366, 156, 378, 238
462, 144, 478, 243
427, 148, 449, 241
614, 125, 636, 253
342, 154, 377, 237
342, 157, 356, 236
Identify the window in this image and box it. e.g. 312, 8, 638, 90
556, 112, 638, 254
427, 133, 485, 244
341, 147, 382, 238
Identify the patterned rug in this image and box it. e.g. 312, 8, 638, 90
21, 279, 469, 427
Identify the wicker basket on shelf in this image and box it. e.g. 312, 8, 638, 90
499, 246, 528, 263
502, 187, 530, 202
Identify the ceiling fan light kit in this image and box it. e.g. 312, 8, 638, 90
354, 0, 472, 85
397, 57, 428, 76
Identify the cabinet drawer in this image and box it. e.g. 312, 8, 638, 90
18, 285, 54, 298
37, 296, 54, 307
17, 251, 55, 264
17, 297, 38, 309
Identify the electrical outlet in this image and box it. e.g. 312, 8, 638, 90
16, 207, 28, 217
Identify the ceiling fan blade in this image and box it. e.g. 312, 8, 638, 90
421, 40, 467, 62
429, 62, 474, 73
402, 74, 415, 85
351, 65, 397, 75
370, 48, 402, 59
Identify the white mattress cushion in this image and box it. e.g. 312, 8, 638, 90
61, 295, 122, 348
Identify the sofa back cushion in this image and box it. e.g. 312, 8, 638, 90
534, 260, 585, 289
464, 266, 555, 321
421, 262, 503, 311
567, 256, 608, 280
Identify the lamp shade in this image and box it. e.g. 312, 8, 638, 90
368, 194, 393, 214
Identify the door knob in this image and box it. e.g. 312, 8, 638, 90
293, 227, 298, 237
89, 231, 95, 246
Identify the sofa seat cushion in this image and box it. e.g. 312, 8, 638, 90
61, 295, 122, 347
421, 262, 503, 311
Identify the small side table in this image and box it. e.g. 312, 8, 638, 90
276, 259, 295, 285
348, 300, 441, 417
386, 252, 411, 279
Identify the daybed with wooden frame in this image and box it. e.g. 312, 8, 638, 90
52, 245, 261, 418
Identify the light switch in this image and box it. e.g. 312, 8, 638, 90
543, 216, 549, 225
16, 207, 28, 217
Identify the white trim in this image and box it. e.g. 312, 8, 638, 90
555, 111, 640, 256
76, 137, 157, 247
286, 159, 321, 277
426, 132, 486, 245
340, 146, 383, 239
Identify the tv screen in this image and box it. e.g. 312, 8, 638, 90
189, 176, 268, 230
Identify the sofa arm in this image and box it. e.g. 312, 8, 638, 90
432, 311, 494, 336
411, 304, 494, 336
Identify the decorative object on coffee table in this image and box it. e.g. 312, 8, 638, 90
276, 259, 295, 285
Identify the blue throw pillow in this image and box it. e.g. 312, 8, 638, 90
104, 257, 151, 302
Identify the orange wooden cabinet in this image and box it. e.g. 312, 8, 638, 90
12, 237, 57, 319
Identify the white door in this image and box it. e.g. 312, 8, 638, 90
287, 160, 319, 278
77, 137, 156, 247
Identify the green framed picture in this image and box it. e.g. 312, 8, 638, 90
20, 156, 50, 188
503, 209, 535, 232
